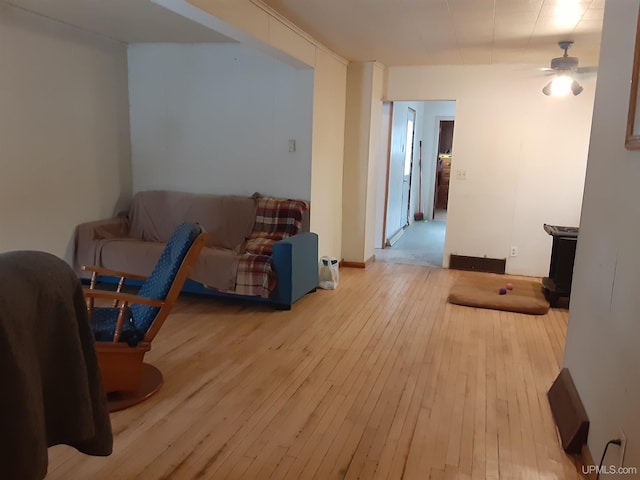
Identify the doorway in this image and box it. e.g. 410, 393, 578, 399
434, 119, 455, 217
375, 100, 456, 268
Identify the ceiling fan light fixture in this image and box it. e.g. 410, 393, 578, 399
542, 76, 583, 97
571, 80, 583, 96
543, 75, 573, 96
542, 41, 588, 97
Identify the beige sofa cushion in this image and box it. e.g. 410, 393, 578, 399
95, 238, 240, 292
128, 191, 256, 251
96, 238, 164, 277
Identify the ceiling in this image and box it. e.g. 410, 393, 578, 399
261, 0, 605, 67
3, 0, 604, 69
2, 0, 233, 44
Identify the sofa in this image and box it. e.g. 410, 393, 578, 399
74, 190, 319, 309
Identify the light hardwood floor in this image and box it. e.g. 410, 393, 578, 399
47, 263, 582, 479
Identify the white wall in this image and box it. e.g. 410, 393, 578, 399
386, 65, 595, 276
342, 62, 384, 263
309, 50, 347, 259
364, 64, 385, 260
343, 63, 371, 260
128, 43, 313, 200
564, 0, 640, 473
0, 4, 131, 261
155, 0, 348, 260
374, 102, 392, 249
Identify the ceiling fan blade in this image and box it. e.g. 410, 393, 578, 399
576, 66, 598, 74
536, 67, 557, 76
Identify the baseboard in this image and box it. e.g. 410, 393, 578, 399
449, 254, 506, 274
341, 255, 375, 269
341, 261, 366, 268
386, 228, 405, 247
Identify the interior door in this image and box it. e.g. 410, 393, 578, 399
434, 120, 454, 212
400, 108, 416, 226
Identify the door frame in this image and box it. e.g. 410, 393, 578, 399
402, 107, 417, 227
381, 102, 394, 249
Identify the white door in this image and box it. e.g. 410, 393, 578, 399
385, 105, 417, 245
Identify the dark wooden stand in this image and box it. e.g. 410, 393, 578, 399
542, 224, 578, 306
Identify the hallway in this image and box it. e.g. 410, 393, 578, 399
375, 210, 446, 268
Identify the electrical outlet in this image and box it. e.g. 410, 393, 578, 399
456, 169, 467, 180
288, 139, 296, 152
510, 246, 518, 257
616, 427, 627, 467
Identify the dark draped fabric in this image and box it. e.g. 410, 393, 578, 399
0, 251, 112, 480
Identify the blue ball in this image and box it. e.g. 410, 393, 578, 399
499, 288, 507, 295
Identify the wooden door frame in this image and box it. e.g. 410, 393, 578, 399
381, 102, 394, 248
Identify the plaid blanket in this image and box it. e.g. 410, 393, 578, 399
245, 197, 308, 256
252, 197, 307, 237
234, 253, 276, 298
234, 197, 308, 297
245, 237, 277, 256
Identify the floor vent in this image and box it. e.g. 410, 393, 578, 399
548, 368, 589, 454
449, 254, 506, 274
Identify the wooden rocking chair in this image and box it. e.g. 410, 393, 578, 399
83, 222, 209, 411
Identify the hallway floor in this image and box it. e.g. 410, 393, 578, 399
375, 210, 447, 268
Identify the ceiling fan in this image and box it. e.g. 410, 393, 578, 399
541, 41, 597, 97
